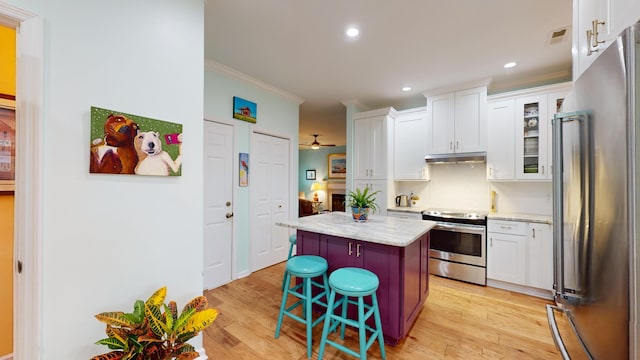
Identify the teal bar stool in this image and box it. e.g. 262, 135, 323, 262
281, 233, 297, 291
318, 267, 386, 360
275, 254, 330, 358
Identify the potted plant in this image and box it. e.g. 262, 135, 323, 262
346, 187, 380, 222
91, 286, 218, 360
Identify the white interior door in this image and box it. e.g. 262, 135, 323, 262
203, 120, 233, 290
251, 132, 289, 271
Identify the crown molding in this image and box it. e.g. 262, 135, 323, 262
341, 99, 369, 112
422, 77, 492, 98
204, 59, 305, 105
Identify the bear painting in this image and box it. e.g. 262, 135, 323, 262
89, 107, 183, 176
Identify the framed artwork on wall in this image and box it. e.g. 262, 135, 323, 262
89, 106, 183, 176
306, 169, 316, 180
0, 97, 15, 191
239, 153, 249, 187
233, 96, 257, 123
327, 153, 346, 179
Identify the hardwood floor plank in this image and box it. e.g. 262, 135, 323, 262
203, 262, 560, 359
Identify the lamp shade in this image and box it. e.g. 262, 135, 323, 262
310, 182, 323, 191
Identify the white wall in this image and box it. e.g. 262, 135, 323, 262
203, 63, 300, 276
5, 0, 205, 358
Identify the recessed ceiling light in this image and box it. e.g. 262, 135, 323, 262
504, 62, 517, 69
346, 27, 359, 37
402, 86, 412, 92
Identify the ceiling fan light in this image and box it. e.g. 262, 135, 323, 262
311, 141, 320, 150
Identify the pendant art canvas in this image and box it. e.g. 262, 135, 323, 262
89, 106, 183, 176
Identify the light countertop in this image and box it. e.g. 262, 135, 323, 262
276, 212, 436, 247
387, 207, 425, 214
487, 212, 552, 224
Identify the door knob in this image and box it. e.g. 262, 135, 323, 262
226, 212, 234, 219
278, 205, 282, 208
226, 201, 231, 207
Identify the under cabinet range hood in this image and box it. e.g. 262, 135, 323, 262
424, 152, 486, 164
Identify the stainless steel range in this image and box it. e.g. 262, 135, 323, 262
422, 209, 487, 285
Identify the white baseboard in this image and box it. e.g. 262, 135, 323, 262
236, 269, 251, 279
0, 353, 13, 360
487, 279, 554, 300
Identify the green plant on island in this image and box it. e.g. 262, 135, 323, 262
91, 286, 218, 360
345, 187, 380, 214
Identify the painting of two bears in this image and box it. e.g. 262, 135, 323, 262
89, 106, 182, 176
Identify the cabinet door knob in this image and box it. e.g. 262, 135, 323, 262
348, 242, 353, 256
356, 244, 361, 258
532, 228, 536, 238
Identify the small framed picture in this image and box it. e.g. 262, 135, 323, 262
239, 153, 249, 187
306, 169, 316, 180
328, 153, 346, 179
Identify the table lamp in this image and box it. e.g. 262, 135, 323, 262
310, 182, 323, 202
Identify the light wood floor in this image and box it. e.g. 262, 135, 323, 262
203, 262, 560, 359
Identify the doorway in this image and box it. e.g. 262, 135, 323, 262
250, 132, 290, 271
0, 5, 44, 360
203, 120, 234, 290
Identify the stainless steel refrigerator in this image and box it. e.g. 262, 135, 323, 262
547, 22, 640, 359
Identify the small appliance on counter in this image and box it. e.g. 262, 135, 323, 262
395, 194, 411, 207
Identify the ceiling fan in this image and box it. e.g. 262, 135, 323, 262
301, 134, 336, 150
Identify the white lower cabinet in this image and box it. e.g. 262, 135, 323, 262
526, 223, 553, 291
487, 219, 553, 298
487, 220, 527, 284
386, 210, 422, 220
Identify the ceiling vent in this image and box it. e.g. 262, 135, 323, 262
547, 27, 569, 45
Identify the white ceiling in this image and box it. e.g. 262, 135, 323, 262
205, 0, 573, 148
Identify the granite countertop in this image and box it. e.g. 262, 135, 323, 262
276, 212, 436, 247
487, 212, 553, 224
387, 207, 425, 214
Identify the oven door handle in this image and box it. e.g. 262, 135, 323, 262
434, 223, 485, 233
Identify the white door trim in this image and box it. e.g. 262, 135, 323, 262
0, 3, 44, 360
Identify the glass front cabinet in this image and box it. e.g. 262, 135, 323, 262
515, 95, 549, 180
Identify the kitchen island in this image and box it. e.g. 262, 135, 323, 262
276, 212, 436, 345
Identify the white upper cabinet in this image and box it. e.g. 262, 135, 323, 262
454, 87, 488, 153
574, 0, 612, 79
425, 92, 455, 154
486, 83, 571, 181
353, 114, 386, 180
610, 0, 640, 40
425, 86, 487, 155
515, 95, 549, 180
393, 107, 430, 181
487, 99, 515, 180
574, 0, 640, 79
353, 108, 392, 180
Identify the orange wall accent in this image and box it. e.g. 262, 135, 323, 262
0, 26, 16, 96
0, 194, 13, 355
0, 25, 15, 356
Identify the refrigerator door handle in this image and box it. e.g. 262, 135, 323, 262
546, 305, 571, 360
553, 111, 590, 301
552, 114, 564, 299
